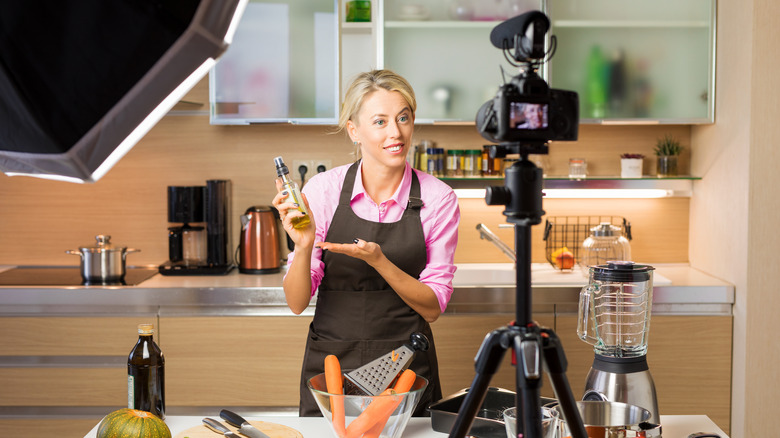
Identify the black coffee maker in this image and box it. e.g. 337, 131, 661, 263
159, 180, 234, 275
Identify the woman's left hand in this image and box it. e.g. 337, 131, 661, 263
315, 238, 384, 267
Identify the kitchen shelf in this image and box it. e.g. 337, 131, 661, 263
440, 176, 699, 197
384, 20, 500, 29
552, 20, 710, 28
341, 22, 373, 34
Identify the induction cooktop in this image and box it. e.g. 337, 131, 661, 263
0, 266, 159, 286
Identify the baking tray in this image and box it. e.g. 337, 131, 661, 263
429, 386, 556, 438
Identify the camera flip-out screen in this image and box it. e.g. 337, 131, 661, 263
509, 102, 549, 131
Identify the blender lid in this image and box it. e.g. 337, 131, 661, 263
592, 261, 654, 282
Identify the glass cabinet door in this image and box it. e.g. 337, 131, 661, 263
379, 0, 542, 123
209, 0, 338, 124
545, 0, 715, 123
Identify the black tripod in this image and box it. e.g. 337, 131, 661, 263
448, 143, 588, 438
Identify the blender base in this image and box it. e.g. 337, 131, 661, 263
583, 354, 660, 424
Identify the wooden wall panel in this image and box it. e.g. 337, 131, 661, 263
0, 82, 691, 267
456, 197, 690, 264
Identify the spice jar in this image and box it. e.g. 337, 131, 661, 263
463, 149, 481, 177
426, 147, 445, 177
482, 145, 503, 176
446, 149, 464, 177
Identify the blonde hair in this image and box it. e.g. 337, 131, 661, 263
337, 69, 417, 134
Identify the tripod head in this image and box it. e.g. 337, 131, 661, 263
484, 143, 546, 226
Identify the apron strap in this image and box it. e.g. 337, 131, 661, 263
338, 160, 361, 207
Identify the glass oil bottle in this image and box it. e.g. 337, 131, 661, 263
274, 156, 310, 229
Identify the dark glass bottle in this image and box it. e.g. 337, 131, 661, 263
127, 323, 165, 419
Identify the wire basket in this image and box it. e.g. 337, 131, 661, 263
542, 216, 632, 270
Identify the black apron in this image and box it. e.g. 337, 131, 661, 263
298, 161, 442, 417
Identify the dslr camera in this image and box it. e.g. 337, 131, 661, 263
476, 11, 579, 146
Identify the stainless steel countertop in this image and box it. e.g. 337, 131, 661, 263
0, 263, 734, 316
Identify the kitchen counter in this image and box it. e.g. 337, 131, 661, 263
81, 414, 731, 438
0, 263, 734, 316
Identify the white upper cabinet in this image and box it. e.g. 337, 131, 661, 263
377, 0, 540, 123
546, 0, 716, 123
210, 0, 715, 125
209, 0, 339, 124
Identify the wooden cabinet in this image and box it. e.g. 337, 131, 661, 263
432, 313, 557, 399
160, 316, 313, 407
555, 314, 732, 434
0, 316, 156, 438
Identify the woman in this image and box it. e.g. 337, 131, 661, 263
272, 69, 460, 416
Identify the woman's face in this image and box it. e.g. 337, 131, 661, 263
347, 88, 414, 171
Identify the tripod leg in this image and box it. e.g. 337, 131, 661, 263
541, 328, 589, 438
514, 332, 543, 438
447, 328, 511, 438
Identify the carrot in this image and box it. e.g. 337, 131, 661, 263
343, 388, 402, 438
324, 355, 346, 438
362, 370, 418, 438
392, 369, 417, 393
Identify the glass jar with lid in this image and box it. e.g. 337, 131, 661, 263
579, 222, 632, 274
463, 149, 481, 177
446, 149, 464, 177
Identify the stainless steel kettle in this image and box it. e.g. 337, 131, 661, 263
238, 206, 281, 274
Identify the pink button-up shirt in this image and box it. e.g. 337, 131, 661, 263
287, 161, 460, 312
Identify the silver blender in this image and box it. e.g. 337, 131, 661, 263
577, 261, 660, 424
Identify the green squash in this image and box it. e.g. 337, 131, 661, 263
97, 408, 171, 438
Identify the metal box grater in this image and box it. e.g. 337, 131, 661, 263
344, 332, 429, 396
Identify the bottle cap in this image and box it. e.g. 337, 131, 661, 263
138, 323, 155, 334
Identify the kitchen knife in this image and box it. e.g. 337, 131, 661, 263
219, 409, 271, 438
203, 418, 242, 438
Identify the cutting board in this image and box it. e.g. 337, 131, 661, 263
174, 420, 303, 438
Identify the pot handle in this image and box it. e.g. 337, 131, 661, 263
65, 250, 82, 257
122, 248, 141, 261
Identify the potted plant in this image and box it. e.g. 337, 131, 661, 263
654, 134, 683, 177
620, 153, 644, 178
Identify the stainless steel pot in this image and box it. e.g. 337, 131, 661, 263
66, 235, 140, 283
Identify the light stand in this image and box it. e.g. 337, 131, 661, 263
447, 143, 588, 438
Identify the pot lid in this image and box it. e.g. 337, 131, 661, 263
79, 235, 125, 252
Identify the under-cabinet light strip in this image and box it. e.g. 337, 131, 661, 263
453, 188, 672, 199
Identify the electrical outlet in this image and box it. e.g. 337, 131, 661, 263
292, 160, 314, 185
292, 159, 332, 185
313, 160, 331, 173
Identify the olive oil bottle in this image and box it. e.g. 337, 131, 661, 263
128, 323, 165, 419
274, 156, 311, 229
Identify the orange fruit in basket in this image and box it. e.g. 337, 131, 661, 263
552, 247, 575, 269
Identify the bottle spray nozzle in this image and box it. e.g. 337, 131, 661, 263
274, 156, 289, 177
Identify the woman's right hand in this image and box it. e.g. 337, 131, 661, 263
272, 179, 316, 250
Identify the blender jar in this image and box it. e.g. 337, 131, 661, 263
577, 261, 654, 358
